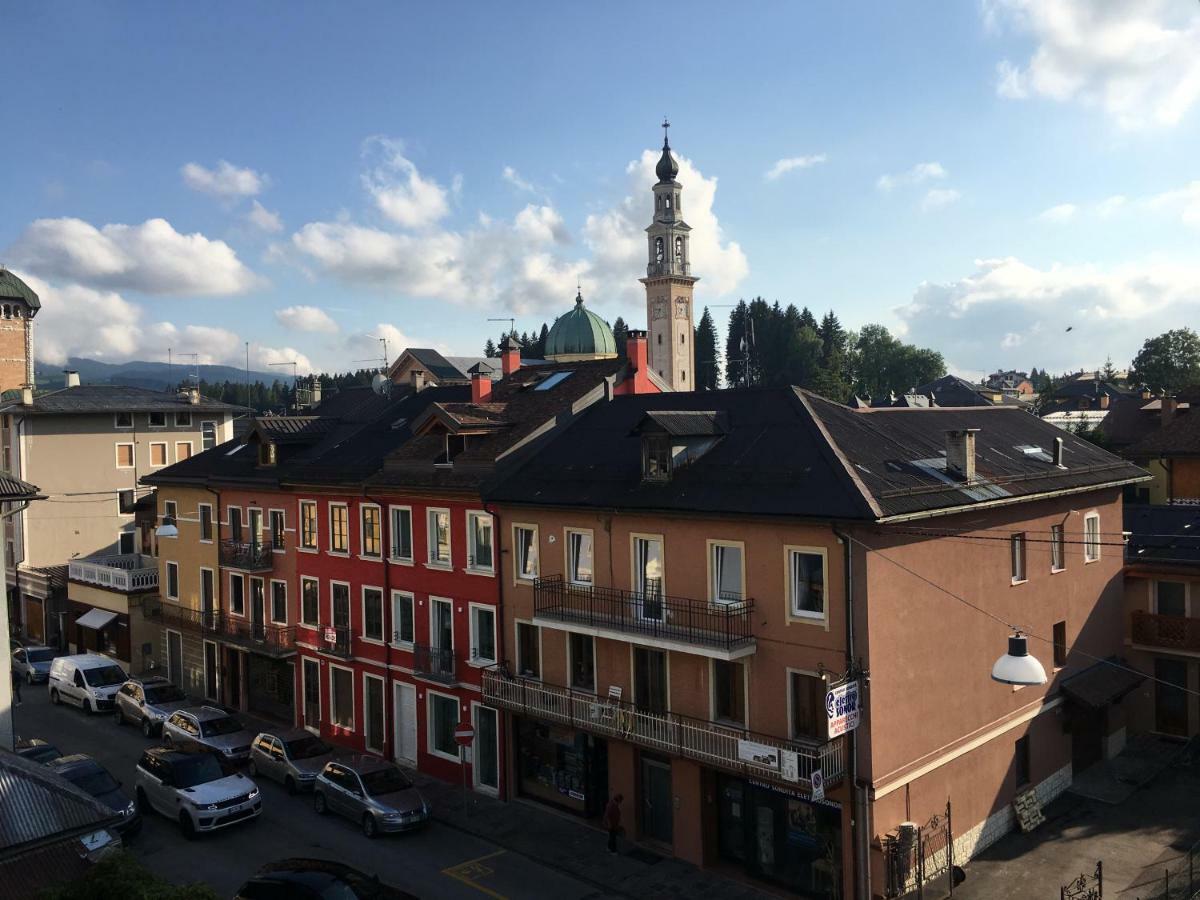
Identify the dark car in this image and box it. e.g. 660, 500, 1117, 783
15, 738, 63, 764
234, 858, 418, 900
48, 754, 141, 837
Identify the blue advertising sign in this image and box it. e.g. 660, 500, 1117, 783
825, 680, 861, 738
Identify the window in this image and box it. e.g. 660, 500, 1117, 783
713, 660, 746, 726
643, 435, 671, 481
470, 605, 496, 663
514, 525, 538, 581
118, 531, 135, 555
1084, 512, 1101, 562
201, 421, 217, 450
1051, 524, 1065, 572
427, 509, 451, 565
567, 529, 594, 585
200, 569, 215, 614
516, 623, 540, 678
115, 443, 134, 468
198, 504, 213, 542
1014, 735, 1031, 787
362, 588, 384, 641
300, 501, 318, 549
789, 671, 828, 741
175, 441, 192, 461
633, 535, 663, 615
147, 411, 166, 428
114, 412, 133, 429
269, 510, 284, 550
175, 411, 192, 427
428, 692, 459, 759
165, 561, 179, 600
331, 582, 351, 630
329, 504, 349, 553
392, 591, 414, 645
1011, 533, 1027, 583
568, 633, 595, 692
633, 648, 668, 714
389, 507, 412, 561
361, 505, 381, 558
330, 667, 354, 729
1157, 581, 1187, 617
228, 507, 243, 543
270, 581, 287, 624
163, 500, 178, 525
229, 575, 245, 616
1053, 621, 1067, 668
301, 577, 319, 626
709, 541, 744, 603
467, 512, 493, 572
788, 549, 826, 619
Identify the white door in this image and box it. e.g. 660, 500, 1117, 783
393, 682, 417, 765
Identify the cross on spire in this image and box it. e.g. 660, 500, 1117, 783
661, 117, 670, 148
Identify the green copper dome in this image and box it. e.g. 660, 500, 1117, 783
544, 292, 618, 360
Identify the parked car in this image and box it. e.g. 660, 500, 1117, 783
161, 706, 256, 767
48, 754, 141, 837
248, 730, 336, 794
134, 747, 261, 838
14, 737, 63, 764
113, 676, 189, 737
11, 645, 56, 684
234, 858, 418, 900
313, 756, 429, 838
47, 653, 128, 713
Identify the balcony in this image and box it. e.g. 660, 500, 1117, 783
150, 603, 295, 658
219, 540, 276, 571
413, 644, 456, 684
313, 624, 352, 658
69, 554, 158, 593
483, 667, 842, 795
533, 575, 755, 659
1131, 610, 1200, 652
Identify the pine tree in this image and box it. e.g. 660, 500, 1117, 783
798, 306, 818, 332
537, 323, 550, 359
694, 308, 720, 390
484, 339, 497, 358
612, 317, 629, 358
724, 300, 751, 387
1101, 355, 1117, 382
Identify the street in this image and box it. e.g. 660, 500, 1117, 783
14, 688, 603, 900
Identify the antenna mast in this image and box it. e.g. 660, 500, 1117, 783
268, 361, 299, 413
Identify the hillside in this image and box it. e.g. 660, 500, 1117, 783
34, 357, 295, 391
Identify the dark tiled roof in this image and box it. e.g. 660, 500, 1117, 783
0, 473, 43, 501
0, 268, 41, 311
0, 750, 121, 853
914, 375, 992, 407
641, 410, 728, 436
1059, 659, 1144, 710
0, 385, 241, 415
1125, 504, 1200, 565
1098, 394, 1166, 448
1126, 409, 1200, 458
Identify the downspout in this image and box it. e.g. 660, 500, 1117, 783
366, 490, 394, 761
483, 499, 505, 800
835, 527, 870, 900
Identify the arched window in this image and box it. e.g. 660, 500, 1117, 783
657, 334, 662, 345
665, 196, 671, 210
680, 333, 685, 344
3, 306, 10, 319
655, 237, 664, 265
674, 237, 683, 265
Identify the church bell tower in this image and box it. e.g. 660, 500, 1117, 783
640, 120, 697, 392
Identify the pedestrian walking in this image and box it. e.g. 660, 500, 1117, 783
604, 793, 623, 854
11, 664, 21, 706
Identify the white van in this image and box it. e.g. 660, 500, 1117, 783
48, 654, 129, 713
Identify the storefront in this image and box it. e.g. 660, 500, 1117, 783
717, 774, 842, 898
246, 653, 295, 723
514, 717, 607, 818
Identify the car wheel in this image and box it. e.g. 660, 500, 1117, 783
362, 814, 378, 839
113, 708, 124, 727
313, 792, 327, 815
247, 759, 258, 777
179, 812, 196, 840
284, 776, 297, 795
135, 787, 150, 813
86, 699, 95, 715
50, 689, 60, 705
141, 718, 154, 738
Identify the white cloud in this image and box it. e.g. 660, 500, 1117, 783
502, 166, 536, 193
895, 255, 1200, 373
877, 162, 947, 192
1036, 202, 1078, 223
275, 305, 339, 333
513, 205, 569, 245
1097, 195, 1128, 218
1146, 180, 1200, 226
362, 137, 450, 228
7, 217, 259, 295
181, 160, 267, 198
987, 0, 1200, 128
247, 200, 283, 233
922, 188, 962, 211
764, 155, 827, 181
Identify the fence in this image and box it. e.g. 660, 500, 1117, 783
1131, 839, 1200, 900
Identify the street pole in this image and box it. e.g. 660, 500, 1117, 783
460, 744, 468, 812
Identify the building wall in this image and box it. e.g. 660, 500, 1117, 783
1124, 567, 1200, 737
0, 312, 32, 393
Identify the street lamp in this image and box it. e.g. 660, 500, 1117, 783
991, 633, 1047, 686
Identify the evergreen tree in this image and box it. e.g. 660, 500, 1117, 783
724, 300, 751, 387
694, 307, 720, 390
612, 317, 629, 358
798, 306, 819, 332
1101, 355, 1117, 382
484, 338, 497, 358
537, 323, 550, 359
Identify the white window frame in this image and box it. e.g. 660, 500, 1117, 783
175, 411, 192, 428
388, 505, 413, 564
328, 503, 349, 555
567, 631, 596, 694
330, 579, 352, 630
300, 576, 320, 627
710, 658, 749, 728
1011, 533, 1027, 585
229, 573, 246, 617
302, 657, 321, 735
426, 507, 452, 568
466, 510, 495, 574
512, 523, 539, 583
299, 499, 318, 552
468, 602, 497, 666
706, 539, 746, 605
471, 702, 501, 796
199, 566, 216, 613
1051, 524, 1066, 573
162, 500, 178, 537
785, 545, 829, 626
426, 688, 461, 763
361, 585, 386, 643
200, 420, 217, 451
115, 442, 135, 469
269, 579, 288, 625
390, 590, 415, 648
227, 505, 243, 542
198, 503, 214, 544
360, 503, 382, 560
565, 527, 595, 586
1084, 511, 1101, 563
146, 411, 167, 429
269, 508, 286, 553
202, 639, 219, 702
786, 666, 829, 742
164, 560, 180, 601
174, 440, 193, 462
362, 672, 387, 755
514, 619, 542, 680
114, 412, 133, 430
117, 529, 136, 555
329, 663, 355, 731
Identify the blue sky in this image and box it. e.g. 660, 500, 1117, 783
4, 1, 1200, 378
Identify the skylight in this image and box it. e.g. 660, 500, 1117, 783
534, 371, 572, 391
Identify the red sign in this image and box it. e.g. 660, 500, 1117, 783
454, 726, 475, 747
324, 627, 337, 644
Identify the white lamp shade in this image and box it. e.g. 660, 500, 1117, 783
155, 523, 178, 538
991, 634, 1047, 686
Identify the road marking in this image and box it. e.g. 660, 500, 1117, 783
442, 849, 508, 900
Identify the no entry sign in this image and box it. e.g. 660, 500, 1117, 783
454, 725, 475, 747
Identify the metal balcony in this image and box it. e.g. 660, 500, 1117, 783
314, 624, 352, 657
1131, 610, 1200, 652
533, 575, 755, 658
483, 667, 842, 796
412, 644, 456, 683
149, 604, 295, 658
68, 554, 158, 592
219, 540, 276, 571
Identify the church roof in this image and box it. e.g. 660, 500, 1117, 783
0, 269, 41, 312
656, 138, 679, 184
544, 292, 617, 359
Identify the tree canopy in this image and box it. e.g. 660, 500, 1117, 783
1130, 328, 1200, 392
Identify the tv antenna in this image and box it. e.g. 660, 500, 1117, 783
488, 317, 516, 337
177, 352, 200, 389
268, 361, 299, 413
355, 335, 390, 372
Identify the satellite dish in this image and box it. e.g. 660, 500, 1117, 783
372, 373, 390, 396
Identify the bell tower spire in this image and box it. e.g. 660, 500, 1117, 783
639, 120, 697, 392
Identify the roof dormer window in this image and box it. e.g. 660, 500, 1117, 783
643, 434, 671, 482
258, 441, 277, 467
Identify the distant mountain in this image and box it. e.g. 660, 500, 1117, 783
34, 357, 296, 391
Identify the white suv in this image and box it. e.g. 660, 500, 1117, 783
134, 747, 261, 838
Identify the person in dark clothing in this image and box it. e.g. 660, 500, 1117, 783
604, 793, 623, 853
10, 664, 21, 706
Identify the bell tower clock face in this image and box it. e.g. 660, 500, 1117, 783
652, 297, 668, 321
674, 296, 689, 319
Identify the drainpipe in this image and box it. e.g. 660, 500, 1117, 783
483, 499, 506, 800
366, 490, 393, 762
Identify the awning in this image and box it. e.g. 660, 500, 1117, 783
74, 608, 117, 631
1060, 659, 1145, 710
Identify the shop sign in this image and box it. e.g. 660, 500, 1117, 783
826, 680, 861, 738
737, 739, 781, 769
323, 627, 337, 644
747, 778, 842, 809
780, 749, 800, 783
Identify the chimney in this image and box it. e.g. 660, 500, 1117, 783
945, 428, 979, 482
188, 387, 200, 405
1162, 396, 1178, 427
469, 363, 493, 403
1053, 436, 1065, 468
1099, 393, 1110, 410
410, 369, 427, 392
63, 370, 80, 388
21, 385, 33, 406
626, 329, 648, 372
501, 335, 521, 377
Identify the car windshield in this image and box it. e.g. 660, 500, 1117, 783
24, 747, 61, 763
144, 684, 186, 704
200, 716, 243, 737
26, 649, 55, 663
83, 665, 127, 687
171, 755, 224, 788
67, 768, 120, 796
360, 766, 412, 796
284, 736, 332, 760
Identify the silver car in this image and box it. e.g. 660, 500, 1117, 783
113, 676, 190, 737
313, 756, 430, 838
248, 729, 336, 794
11, 645, 56, 684
135, 747, 261, 837
162, 706, 256, 768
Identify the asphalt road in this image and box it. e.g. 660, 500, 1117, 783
14, 687, 599, 900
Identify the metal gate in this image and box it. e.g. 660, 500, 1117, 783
884, 801, 955, 899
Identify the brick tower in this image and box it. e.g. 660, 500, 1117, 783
0, 270, 40, 393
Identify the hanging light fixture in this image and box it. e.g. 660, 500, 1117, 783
991, 632, 1047, 686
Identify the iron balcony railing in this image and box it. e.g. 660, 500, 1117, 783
69, 554, 159, 592
413, 644, 456, 683
315, 624, 353, 657
150, 604, 295, 657
533, 575, 754, 653
1131, 610, 1200, 652
219, 540, 276, 571
483, 667, 842, 794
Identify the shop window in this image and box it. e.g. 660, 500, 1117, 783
428, 692, 459, 759
788, 671, 828, 742
514, 525, 539, 581
517, 622, 540, 678
390, 507, 413, 561
713, 660, 746, 726
330, 668, 354, 729
391, 591, 414, 645
569, 633, 595, 692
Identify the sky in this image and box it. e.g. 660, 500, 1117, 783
3, 1, 1200, 380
